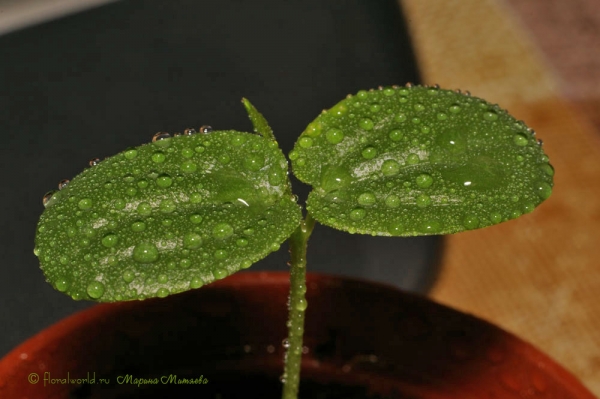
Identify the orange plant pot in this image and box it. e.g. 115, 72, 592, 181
0, 272, 595, 398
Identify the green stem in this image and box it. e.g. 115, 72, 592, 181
281, 212, 316, 399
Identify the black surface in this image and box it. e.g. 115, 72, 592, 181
0, 0, 440, 357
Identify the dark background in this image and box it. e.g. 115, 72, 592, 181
0, 0, 441, 357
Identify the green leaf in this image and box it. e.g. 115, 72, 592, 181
290, 85, 554, 236
35, 124, 301, 302
242, 97, 275, 141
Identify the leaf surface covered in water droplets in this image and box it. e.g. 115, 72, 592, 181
290, 85, 554, 236
35, 126, 301, 302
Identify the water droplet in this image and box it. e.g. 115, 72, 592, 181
414, 103, 425, 112
539, 164, 554, 177
151, 152, 166, 163
180, 259, 191, 268
406, 154, 420, 164
535, 181, 552, 200
349, 208, 366, 220
437, 112, 448, 120
359, 118, 374, 130
156, 174, 173, 188
523, 202, 535, 214
218, 154, 231, 165
124, 149, 138, 159
78, 198, 93, 210
320, 165, 352, 193
537, 139, 543, 146
42, 190, 58, 207
190, 277, 203, 289
132, 242, 159, 263
483, 111, 498, 121
159, 199, 176, 213
184, 128, 197, 135
490, 212, 502, 224
385, 130, 403, 144
123, 174, 135, 183
380, 159, 400, 176
200, 125, 213, 134
416, 174, 433, 188
58, 179, 70, 190
101, 234, 119, 248
330, 102, 348, 116
236, 238, 249, 247
325, 128, 344, 144
82, 226, 95, 238
449, 104, 461, 113
195, 145, 205, 153
282, 338, 290, 349
181, 160, 197, 173
513, 133, 529, 146
296, 299, 308, 311
385, 195, 400, 208
136, 202, 152, 215
183, 233, 202, 249
437, 129, 467, 155
463, 214, 479, 230
370, 103, 381, 113
361, 146, 377, 159
55, 277, 70, 292
190, 214, 203, 224
299, 137, 313, 148
244, 154, 264, 171
304, 121, 322, 137
155, 288, 169, 298
153, 132, 171, 142
357, 193, 376, 206
87, 281, 105, 299
181, 148, 194, 159
213, 223, 234, 239
387, 221, 404, 235
122, 270, 135, 283
214, 250, 228, 260
416, 194, 431, 207
89, 158, 101, 167
421, 220, 441, 233
137, 179, 148, 189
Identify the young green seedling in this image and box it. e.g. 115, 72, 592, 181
34, 84, 554, 399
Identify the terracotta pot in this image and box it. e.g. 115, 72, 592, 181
0, 272, 595, 398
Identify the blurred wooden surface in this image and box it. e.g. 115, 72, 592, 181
401, 0, 600, 395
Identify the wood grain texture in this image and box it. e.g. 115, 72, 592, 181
400, 0, 600, 394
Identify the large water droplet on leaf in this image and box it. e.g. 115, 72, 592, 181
132, 242, 159, 263
320, 165, 352, 193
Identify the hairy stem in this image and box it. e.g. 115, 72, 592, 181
281, 212, 316, 399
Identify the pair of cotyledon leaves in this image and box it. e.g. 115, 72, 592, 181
34, 85, 554, 302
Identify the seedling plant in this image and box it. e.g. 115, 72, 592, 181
34, 84, 554, 399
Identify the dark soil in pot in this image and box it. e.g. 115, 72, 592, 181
0, 272, 595, 399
